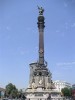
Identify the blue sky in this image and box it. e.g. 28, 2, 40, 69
0, 0, 75, 89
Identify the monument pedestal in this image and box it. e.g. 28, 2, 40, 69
25, 87, 61, 100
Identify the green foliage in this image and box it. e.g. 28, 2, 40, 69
18, 89, 23, 98
5, 83, 18, 98
61, 87, 72, 97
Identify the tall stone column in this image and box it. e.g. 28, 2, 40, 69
37, 7, 45, 65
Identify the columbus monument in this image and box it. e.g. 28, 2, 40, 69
25, 7, 58, 100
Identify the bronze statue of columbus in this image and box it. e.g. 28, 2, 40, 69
38, 6, 44, 15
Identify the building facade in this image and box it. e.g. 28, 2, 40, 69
53, 80, 71, 92
72, 84, 75, 99
0, 88, 5, 98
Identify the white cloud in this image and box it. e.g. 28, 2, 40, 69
71, 23, 75, 28
19, 48, 30, 56
6, 26, 11, 31
0, 27, 1, 30
65, 22, 68, 29
26, 27, 32, 31
56, 61, 75, 66
20, 51, 25, 55
53, 71, 65, 79
61, 32, 65, 37
55, 30, 65, 37
35, 46, 38, 50
26, 27, 37, 34
53, 71, 61, 76
6, 35, 11, 40
64, 2, 68, 7
56, 30, 60, 33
